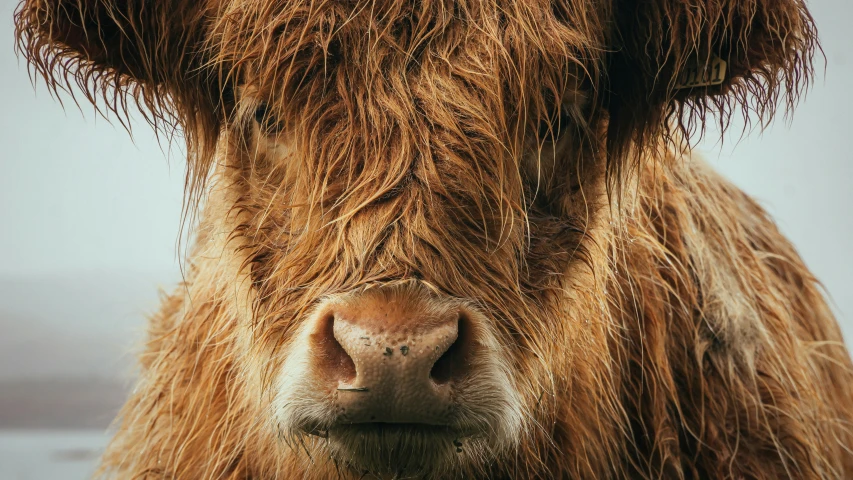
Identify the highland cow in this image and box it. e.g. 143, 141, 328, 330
14, 0, 853, 478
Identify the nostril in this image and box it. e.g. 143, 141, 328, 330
430, 314, 472, 385
312, 314, 356, 383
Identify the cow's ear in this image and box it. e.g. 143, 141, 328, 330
605, 0, 819, 160
15, 0, 225, 191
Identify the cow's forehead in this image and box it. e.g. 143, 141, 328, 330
211, 0, 605, 101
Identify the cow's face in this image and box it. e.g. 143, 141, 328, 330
220, 10, 603, 472
17, 0, 815, 476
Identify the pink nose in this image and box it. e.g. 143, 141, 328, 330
309, 290, 474, 425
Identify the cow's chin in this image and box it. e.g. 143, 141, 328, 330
319, 423, 489, 478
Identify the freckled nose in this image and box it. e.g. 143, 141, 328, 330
308, 292, 474, 425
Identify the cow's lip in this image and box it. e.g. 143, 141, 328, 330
337, 421, 454, 429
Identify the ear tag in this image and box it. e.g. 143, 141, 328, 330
675, 55, 728, 89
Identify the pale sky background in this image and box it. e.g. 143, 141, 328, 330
1, 0, 851, 384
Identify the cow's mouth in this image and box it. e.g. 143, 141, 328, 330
333, 421, 457, 431
303, 421, 466, 437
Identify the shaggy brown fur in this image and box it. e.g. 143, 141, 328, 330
14, 0, 853, 478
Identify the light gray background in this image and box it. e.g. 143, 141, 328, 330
0, 1, 850, 477
1, 0, 851, 419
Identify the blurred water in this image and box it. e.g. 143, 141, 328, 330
0, 431, 108, 480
